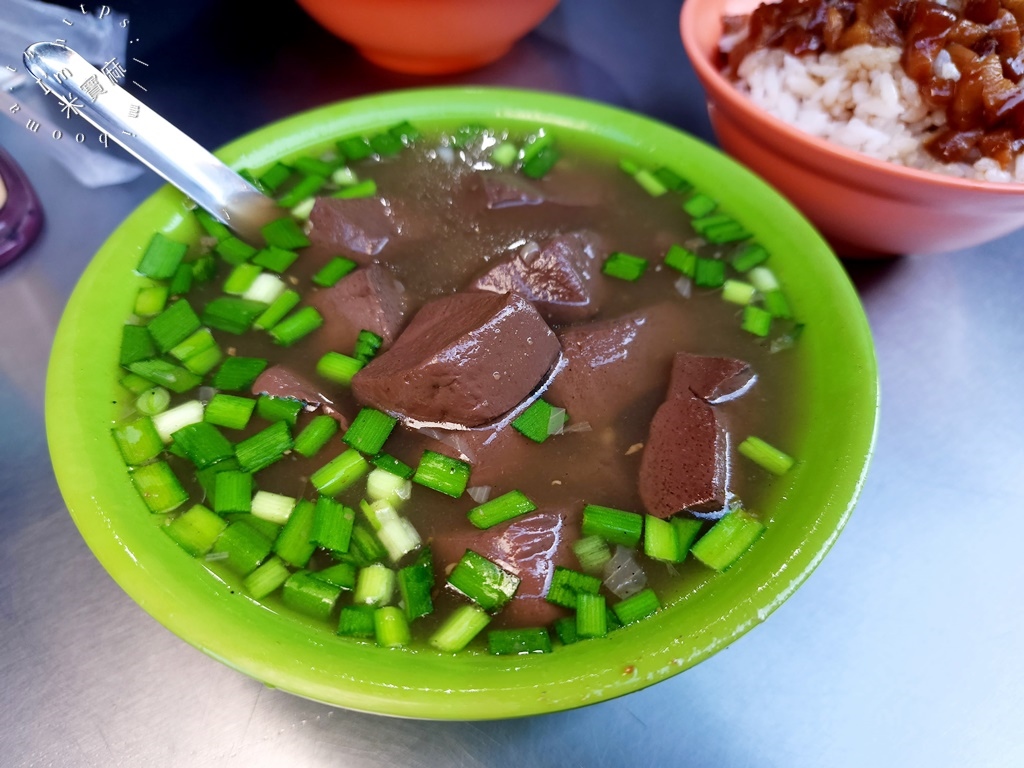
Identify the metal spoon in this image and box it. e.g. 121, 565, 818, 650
23, 42, 282, 243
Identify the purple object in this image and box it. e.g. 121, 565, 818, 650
0, 146, 43, 268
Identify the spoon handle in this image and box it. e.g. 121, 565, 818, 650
23, 42, 282, 243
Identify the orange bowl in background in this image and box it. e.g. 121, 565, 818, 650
680, 0, 1024, 256
294, 0, 561, 75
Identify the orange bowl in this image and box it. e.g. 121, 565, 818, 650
294, 0, 561, 75
680, 0, 1024, 256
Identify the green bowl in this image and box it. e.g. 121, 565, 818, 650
46, 87, 878, 719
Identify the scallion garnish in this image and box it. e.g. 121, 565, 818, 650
211, 356, 268, 391
741, 304, 772, 337
119, 324, 156, 366
273, 499, 316, 567
643, 514, 683, 563
511, 398, 557, 443
690, 508, 766, 572
428, 604, 491, 653
487, 627, 552, 655
137, 232, 187, 280
310, 448, 369, 496
397, 548, 434, 621
413, 450, 470, 498
213, 470, 252, 515
602, 251, 648, 281
353, 562, 396, 607
370, 452, 415, 480
292, 414, 339, 458
112, 415, 163, 465
256, 394, 304, 426
261, 216, 310, 250
738, 435, 795, 475
612, 588, 661, 625
243, 556, 291, 599
147, 299, 202, 353
664, 244, 697, 277
316, 351, 364, 385
235, 420, 293, 473
127, 359, 202, 394
338, 605, 376, 637
134, 284, 169, 317
447, 550, 520, 612
282, 571, 341, 620
374, 606, 411, 648
575, 592, 608, 639
253, 288, 301, 331
693, 257, 726, 288
311, 496, 355, 553
251, 490, 297, 525
215, 236, 258, 265
312, 256, 358, 287
467, 490, 536, 530
202, 297, 267, 334
163, 503, 227, 557
683, 192, 717, 218
581, 504, 643, 548
210, 520, 272, 576
204, 394, 256, 430
269, 306, 323, 346
277, 173, 326, 209
170, 421, 235, 469
342, 408, 397, 455
252, 245, 299, 273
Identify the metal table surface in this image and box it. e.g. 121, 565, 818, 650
2, 1, 1021, 766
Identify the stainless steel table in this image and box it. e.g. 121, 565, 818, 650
2, 1, 1021, 765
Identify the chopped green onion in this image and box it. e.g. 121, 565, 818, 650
612, 588, 661, 625
429, 604, 491, 653
374, 606, 411, 647
490, 141, 518, 166
575, 592, 608, 639
721, 279, 757, 306
633, 168, 668, 197
202, 297, 267, 334
119, 324, 156, 366
370, 452, 415, 480
147, 299, 201, 353
694, 258, 726, 288
210, 520, 272, 576
310, 448, 369, 496
194, 208, 233, 240
467, 490, 536, 530
683, 192, 717, 218
293, 156, 336, 177
273, 499, 317, 567
353, 563, 396, 607
488, 627, 552, 655
673, 516, 704, 558
337, 605, 376, 637
269, 306, 323, 346
553, 616, 579, 645
243, 556, 291, 599
354, 330, 383, 363
331, 179, 377, 199
741, 304, 773, 337
204, 394, 256, 430
738, 435, 795, 475
343, 408, 397, 454
171, 422, 234, 469
690, 508, 766, 571
337, 134, 374, 161
293, 414, 339, 458
228, 513, 280, 542
252, 245, 299, 273
512, 398, 556, 443
254, 288, 301, 330
389, 120, 421, 145
365, 467, 412, 505
261, 216, 310, 250
282, 570, 341, 620
130, 461, 188, 513
127, 359, 202, 394
643, 514, 683, 562
664, 244, 697, 277
360, 499, 421, 562
152, 399, 204, 442
120, 372, 154, 394
251, 490, 297, 525
277, 173, 326, 209
397, 548, 434, 620
447, 550, 520, 612
316, 351, 364, 385
168, 327, 217, 363
134, 284, 169, 317
242, 273, 286, 305
572, 534, 612, 573
545, 566, 602, 609
581, 504, 643, 548
370, 131, 403, 156
215, 236, 258, 265
348, 521, 388, 566
602, 251, 648, 281
137, 232, 187, 280
652, 166, 692, 192
312, 256, 358, 287
732, 243, 770, 272
112, 415, 163, 465
235, 420, 293, 473
311, 496, 355, 553
181, 344, 223, 376
257, 394, 304, 426
212, 356, 268, 391
257, 162, 293, 192
413, 450, 470, 498
763, 289, 792, 319
168, 263, 193, 297
315, 561, 358, 590
213, 470, 252, 515
164, 503, 227, 556
191, 254, 217, 283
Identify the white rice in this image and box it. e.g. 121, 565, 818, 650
730, 43, 1024, 182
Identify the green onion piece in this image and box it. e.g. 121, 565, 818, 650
732, 243, 770, 272
633, 168, 668, 197
683, 192, 717, 218
490, 141, 518, 166
721, 279, 757, 306
147, 299, 201, 353
447, 550, 520, 612
343, 408, 398, 455
331, 179, 377, 199
397, 548, 434, 621
413, 450, 470, 498
152, 399, 204, 442
693, 213, 749, 242
331, 166, 358, 186
315, 561, 358, 590
223, 262, 262, 295
244, 272, 286, 303
182, 344, 223, 376
137, 232, 186, 279
293, 156, 336, 177
252, 245, 299, 274
256, 394, 303, 426
619, 157, 640, 175
204, 394, 256, 430
353, 330, 383, 363
269, 306, 323, 346
202, 297, 267, 334
488, 627, 552, 655
311, 496, 355, 553
575, 592, 608, 639
520, 132, 557, 172
293, 414, 339, 458
253, 288, 301, 330
261, 216, 310, 250
664, 244, 697, 277
348, 522, 388, 566
389, 120, 421, 145
366, 467, 412, 504
353, 562, 396, 606
235, 420, 293, 473
612, 588, 661, 625
581, 504, 643, 548
191, 254, 217, 283
360, 500, 421, 562
134, 284, 169, 317
213, 470, 252, 515
211, 520, 272, 576
168, 326, 217, 363
282, 570, 341, 620
643, 514, 683, 563
374, 606, 411, 648
553, 616, 579, 645
194, 458, 237, 507
511, 398, 555, 443
602, 251, 648, 281
370, 453, 415, 480
337, 605, 376, 638
763, 289, 792, 319
370, 131, 403, 156
243, 556, 291, 599
227, 512, 281, 541
273, 499, 317, 568
312, 256, 358, 287
258, 162, 293, 192
251, 490, 297, 525
741, 304, 773, 337
316, 351, 364, 385
112, 415, 163, 465
119, 324, 155, 366
694, 257, 726, 288
545, 566, 602, 609
429, 604, 491, 653
194, 208, 233, 240
215, 236, 258, 265
337, 134, 374, 161
164, 503, 227, 556
673, 516, 704, 558
135, 386, 171, 416
652, 166, 692, 192
169, 263, 193, 297
127, 359, 201, 394
572, 534, 612, 573
690, 508, 766, 571
738, 435, 795, 475
277, 173, 326, 209
310, 448, 369, 497
467, 490, 536, 530
120, 372, 154, 394
212, 356, 268, 391
171, 422, 234, 469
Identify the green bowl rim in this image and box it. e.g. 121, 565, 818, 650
46, 86, 879, 720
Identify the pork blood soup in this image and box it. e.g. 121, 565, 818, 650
114, 123, 802, 652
